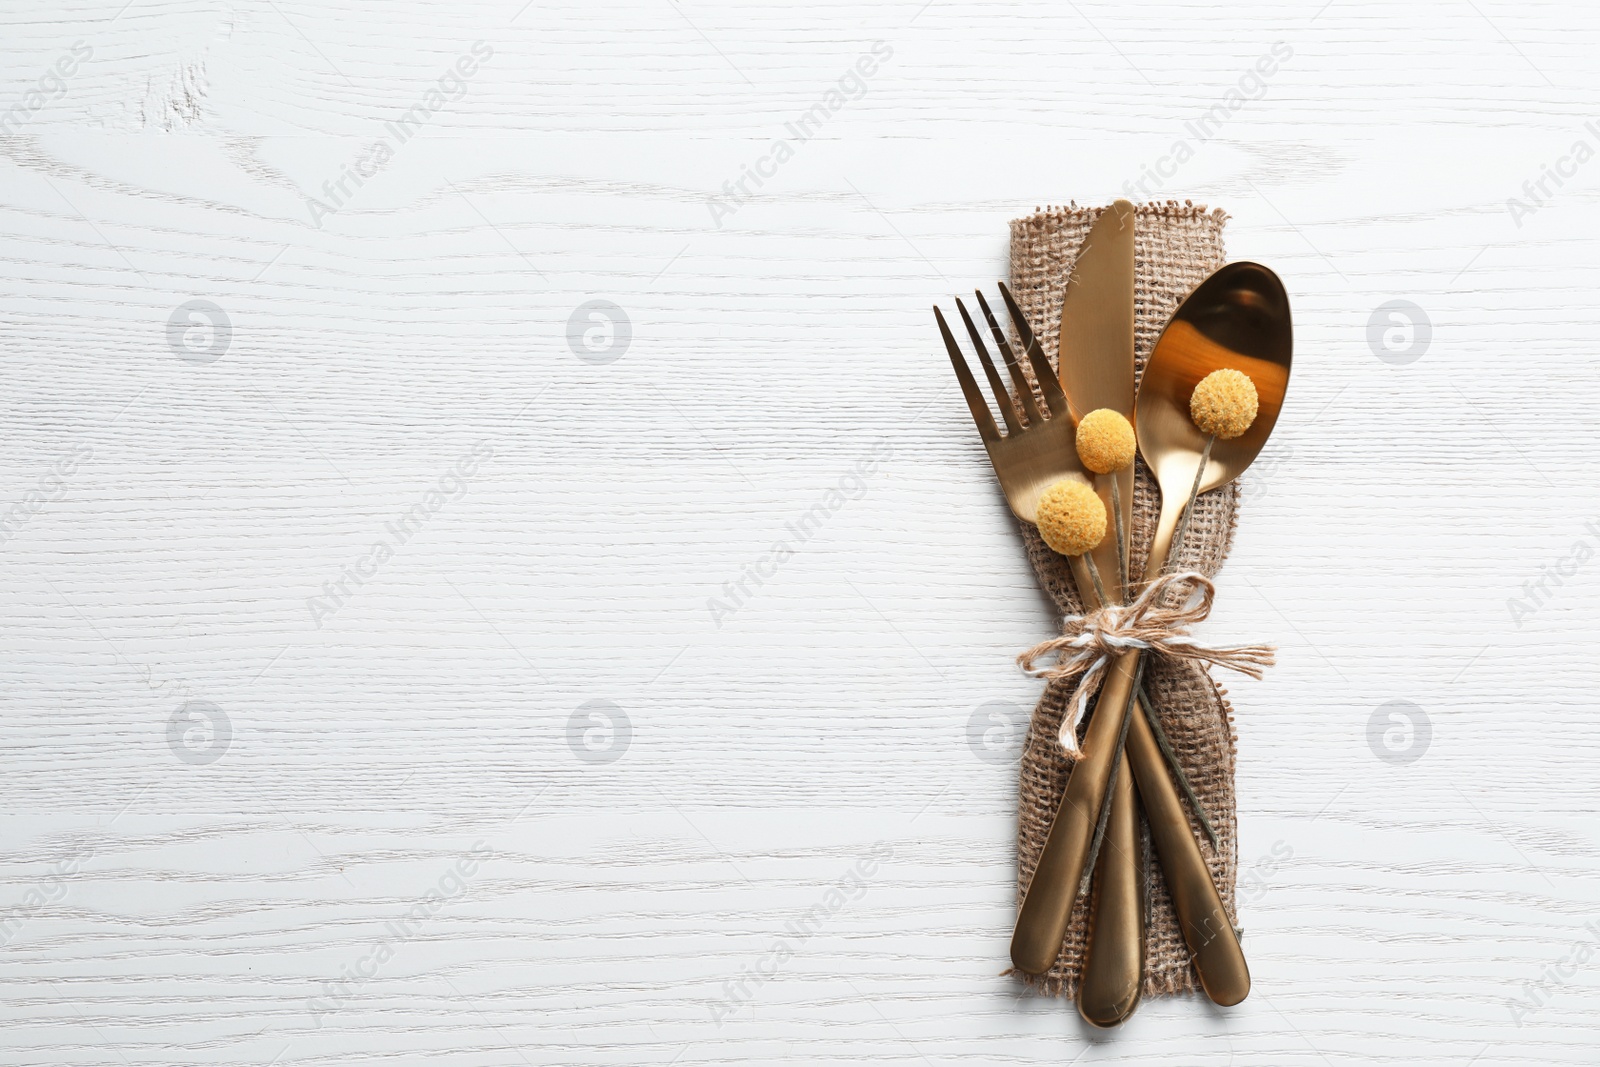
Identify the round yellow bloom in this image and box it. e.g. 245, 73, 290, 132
1189, 369, 1259, 440
1035, 479, 1107, 557
1075, 408, 1136, 474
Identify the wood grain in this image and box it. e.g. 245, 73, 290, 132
1, 0, 1598, 1062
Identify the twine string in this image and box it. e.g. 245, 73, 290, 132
1017, 570, 1275, 759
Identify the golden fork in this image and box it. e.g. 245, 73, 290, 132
934, 285, 1100, 596
936, 285, 1136, 994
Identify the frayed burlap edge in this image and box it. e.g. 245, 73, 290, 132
1007, 201, 1242, 999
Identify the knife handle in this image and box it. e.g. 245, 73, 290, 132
1077, 749, 1143, 1026
1010, 650, 1140, 976
1124, 697, 1250, 1005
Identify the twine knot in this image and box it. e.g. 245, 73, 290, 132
1017, 570, 1276, 759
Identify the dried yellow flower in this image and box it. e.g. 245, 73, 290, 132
1075, 408, 1136, 474
1035, 479, 1107, 557
1189, 369, 1259, 440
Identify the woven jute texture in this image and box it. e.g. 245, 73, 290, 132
1008, 202, 1240, 998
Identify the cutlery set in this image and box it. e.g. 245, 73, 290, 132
936, 201, 1292, 1025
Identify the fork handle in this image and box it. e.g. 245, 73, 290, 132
1125, 699, 1250, 1005
1010, 651, 1138, 976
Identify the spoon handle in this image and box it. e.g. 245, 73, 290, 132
1125, 698, 1250, 1005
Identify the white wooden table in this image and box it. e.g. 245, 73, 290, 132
3, 2, 1597, 1063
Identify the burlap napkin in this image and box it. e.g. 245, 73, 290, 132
1008, 202, 1240, 997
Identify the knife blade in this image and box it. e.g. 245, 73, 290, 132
1059, 198, 1137, 595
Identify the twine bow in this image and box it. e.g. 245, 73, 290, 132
1017, 570, 1276, 759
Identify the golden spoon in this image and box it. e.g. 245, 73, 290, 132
1129, 260, 1292, 1005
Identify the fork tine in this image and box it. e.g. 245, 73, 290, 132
955, 298, 1022, 435
999, 282, 1068, 417
974, 289, 1041, 426
935, 305, 1001, 443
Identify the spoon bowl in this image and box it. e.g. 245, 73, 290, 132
1135, 261, 1293, 574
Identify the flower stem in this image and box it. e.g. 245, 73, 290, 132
1109, 475, 1128, 600
1081, 551, 1109, 609
1137, 683, 1221, 852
